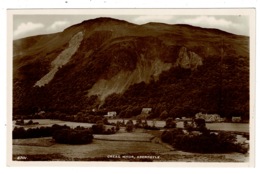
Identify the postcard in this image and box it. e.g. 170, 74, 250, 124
7, 8, 255, 167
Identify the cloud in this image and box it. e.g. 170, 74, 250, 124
47, 21, 70, 31
14, 22, 44, 38
132, 15, 175, 24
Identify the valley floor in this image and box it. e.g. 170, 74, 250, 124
12, 131, 249, 163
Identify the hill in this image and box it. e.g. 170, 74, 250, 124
13, 17, 249, 120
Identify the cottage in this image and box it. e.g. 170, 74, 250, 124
35, 110, 46, 118
36, 111, 45, 116
141, 108, 152, 114
104, 111, 117, 119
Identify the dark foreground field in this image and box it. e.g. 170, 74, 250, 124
13, 130, 249, 162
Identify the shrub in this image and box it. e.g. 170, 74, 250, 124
161, 128, 184, 144
194, 118, 206, 130
160, 110, 168, 120
184, 123, 194, 132
161, 131, 174, 144
111, 127, 115, 133
102, 117, 109, 125
91, 123, 105, 134
164, 118, 176, 128
52, 129, 93, 144
105, 129, 112, 134
13, 127, 27, 139
135, 118, 142, 128
116, 121, 120, 131
143, 125, 160, 130
183, 120, 188, 128
174, 133, 237, 153
161, 129, 241, 153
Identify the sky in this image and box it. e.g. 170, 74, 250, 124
13, 14, 249, 40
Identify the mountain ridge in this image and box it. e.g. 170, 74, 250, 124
13, 17, 249, 120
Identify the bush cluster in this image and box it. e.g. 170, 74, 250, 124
91, 122, 116, 134
161, 128, 183, 144
161, 129, 242, 153
164, 118, 176, 128
52, 129, 93, 144
13, 122, 116, 141
143, 125, 160, 130
12, 124, 70, 139
132, 119, 160, 130
13, 124, 94, 145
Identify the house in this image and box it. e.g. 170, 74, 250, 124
195, 112, 224, 122
104, 111, 117, 119
141, 108, 152, 114
232, 116, 242, 123
36, 111, 45, 116
35, 110, 46, 118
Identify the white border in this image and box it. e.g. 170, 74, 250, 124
1, 0, 259, 173
6, 8, 256, 168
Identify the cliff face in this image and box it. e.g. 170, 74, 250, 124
13, 17, 249, 119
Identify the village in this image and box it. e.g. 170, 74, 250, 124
12, 105, 250, 162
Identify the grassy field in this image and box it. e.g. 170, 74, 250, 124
13, 137, 55, 147
12, 130, 249, 162
94, 132, 154, 142
13, 138, 169, 160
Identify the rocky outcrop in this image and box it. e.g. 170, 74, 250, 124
175, 47, 203, 70
88, 55, 172, 102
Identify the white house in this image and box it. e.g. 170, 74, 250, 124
37, 111, 45, 115
104, 111, 117, 119
141, 108, 152, 114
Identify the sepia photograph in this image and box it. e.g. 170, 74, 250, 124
7, 9, 255, 166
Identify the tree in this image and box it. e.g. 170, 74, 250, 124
194, 118, 207, 132
111, 127, 115, 133
169, 108, 177, 119
159, 110, 168, 120
183, 120, 188, 128
13, 127, 26, 139
116, 121, 120, 132
102, 117, 109, 125
27, 120, 33, 125
164, 118, 176, 128
91, 121, 105, 134
135, 118, 142, 128
125, 120, 134, 132
53, 129, 93, 144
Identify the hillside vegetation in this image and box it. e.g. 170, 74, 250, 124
13, 17, 249, 120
